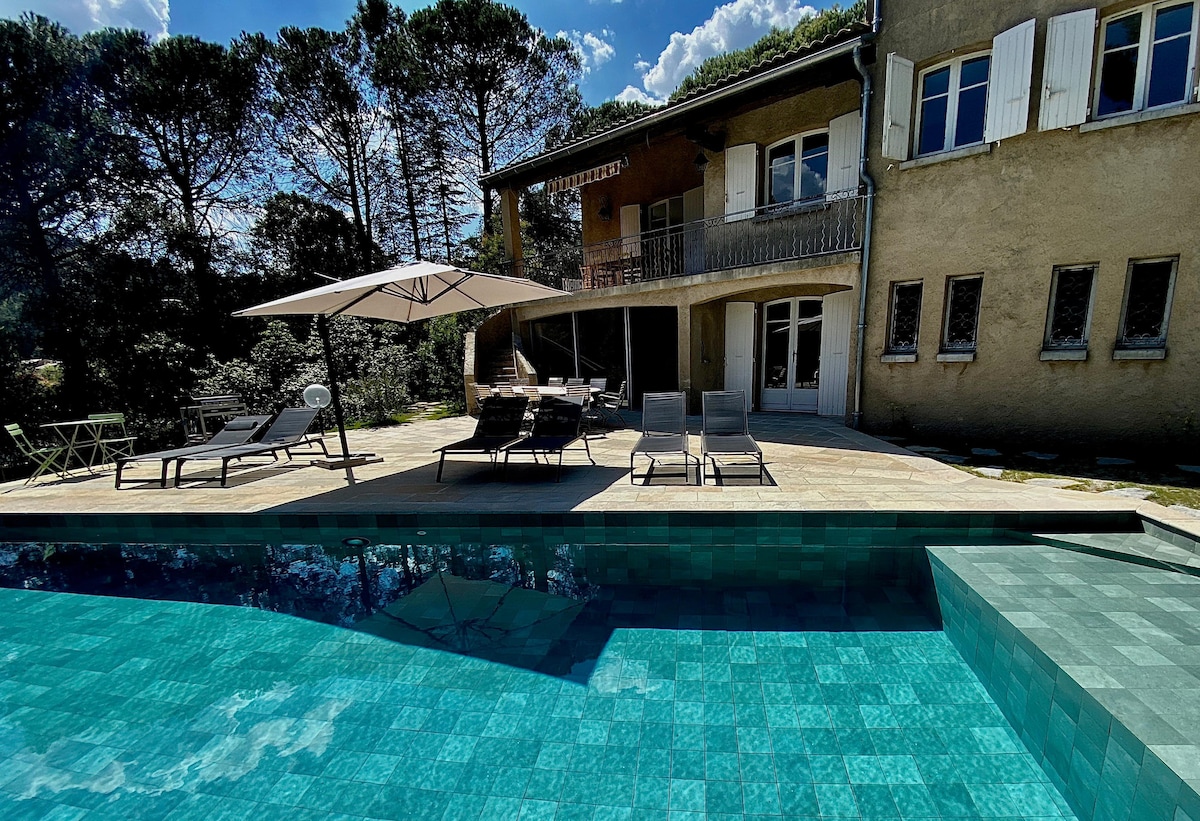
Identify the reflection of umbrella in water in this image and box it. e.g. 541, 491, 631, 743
355, 573, 588, 674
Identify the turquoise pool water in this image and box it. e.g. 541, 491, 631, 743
0, 538, 1077, 820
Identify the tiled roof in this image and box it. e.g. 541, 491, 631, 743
481, 20, 871, 188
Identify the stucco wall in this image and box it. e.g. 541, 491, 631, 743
578, 80, 862, 244
862, 0, 1200, 454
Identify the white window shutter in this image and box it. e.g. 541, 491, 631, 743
682, 186, 705, 222
825, 110, 861, 201
882, 53, 914, 160
724, 143, 758, 221
984, 19, 1036, 143
619, 204, 641, 257
1039, 9, 1097, 130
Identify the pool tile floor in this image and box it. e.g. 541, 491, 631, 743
0, 586, 1077, 819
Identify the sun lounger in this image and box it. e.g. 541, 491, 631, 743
502, 397, 594, 482
115, 414, 271, 488
701, 390, 764, 484
172, 408, 326, 487
630, 391, 698, 485
434, 396, 528, 482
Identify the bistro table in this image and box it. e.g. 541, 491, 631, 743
40, 419, 106, 472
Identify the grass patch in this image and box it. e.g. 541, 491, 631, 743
344, 411, 415, 431
425, 406, 460, 421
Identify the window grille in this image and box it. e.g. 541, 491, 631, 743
942, 276, 983, 351
1118, 258, 1177, 348
1045, 266, 1096, 349
887, 282, 923, 353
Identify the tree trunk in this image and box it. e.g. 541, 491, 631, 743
476, 90, 493, 236
16, 183, 89, 414
343, 130, 373, 275
395, 121, 424, 260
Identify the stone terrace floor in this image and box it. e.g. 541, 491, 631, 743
0, 413, 1193, 532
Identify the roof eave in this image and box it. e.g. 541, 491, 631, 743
481, 35, 867, 191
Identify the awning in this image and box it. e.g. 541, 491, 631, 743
546, 159, 623, 194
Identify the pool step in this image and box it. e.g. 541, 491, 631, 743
1028, 530, 1200, 575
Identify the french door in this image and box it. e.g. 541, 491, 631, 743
760, 297, 822, 412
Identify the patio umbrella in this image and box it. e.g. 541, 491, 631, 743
233, 261, 568, 465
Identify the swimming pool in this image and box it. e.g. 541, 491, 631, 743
0, 524, 1087, 820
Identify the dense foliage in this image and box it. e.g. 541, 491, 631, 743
0, 2, 583, 478
670, 2, 867, 102
0, 0, 861, 479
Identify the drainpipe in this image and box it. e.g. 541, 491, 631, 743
851, 25, 878, 430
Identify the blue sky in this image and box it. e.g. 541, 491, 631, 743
0, 0, 830, 104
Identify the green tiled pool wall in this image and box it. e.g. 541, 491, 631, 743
0, 509, 1141, 549
929, 552, 1200, 821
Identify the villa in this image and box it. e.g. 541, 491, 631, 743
6, 0, 1200, 819
475, 0, 1200, 454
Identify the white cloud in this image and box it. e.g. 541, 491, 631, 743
0, 0, 170, 39
613, 85, 665, 106
633, 58, 651, 72
558, 27, 616, 74
636, 0, 816, 98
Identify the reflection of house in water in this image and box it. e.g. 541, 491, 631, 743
473, 0, 1200, 454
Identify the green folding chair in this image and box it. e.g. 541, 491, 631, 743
88, 413, 138, 465
5, 423, 69, 484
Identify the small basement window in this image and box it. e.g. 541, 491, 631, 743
1044, 265, 1097, 350
887, 281, 923, 354
1117, 257, 1178, 349
941, 275, 983, 353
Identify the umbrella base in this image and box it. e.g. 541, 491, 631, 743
311, 454, 383, 470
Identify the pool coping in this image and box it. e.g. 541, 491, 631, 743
0, 508, 1147, 547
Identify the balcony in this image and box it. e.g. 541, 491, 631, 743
499, 194, 865, 292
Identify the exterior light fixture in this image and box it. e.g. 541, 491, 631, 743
694, 151, 709, 175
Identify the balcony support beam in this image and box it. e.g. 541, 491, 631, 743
500, 188, 523, 275
677, 303, 692, 410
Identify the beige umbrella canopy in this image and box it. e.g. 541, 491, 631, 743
233, 261, 568, 322
233, 262, 569, 466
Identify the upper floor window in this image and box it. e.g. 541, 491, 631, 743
1096, 2, 1198, 117
766, 131, 828, 205
917, 54, 991, 155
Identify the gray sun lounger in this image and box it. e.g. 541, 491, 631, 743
434, 395, 528, 482
701, 390, 764, 484
630, 391, 698, 485
115, 414, 272, 488
173, 407, 326, 487
502, 397, 594, 482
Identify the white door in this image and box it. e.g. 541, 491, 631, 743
724, 302, 755, 401
760, 297, 823, 412
724, 143, 758, 221
817, 290, 853, 417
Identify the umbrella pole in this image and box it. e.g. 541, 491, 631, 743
317, 314, 352, 461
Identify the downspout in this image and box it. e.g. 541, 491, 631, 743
850, 9, 879, 429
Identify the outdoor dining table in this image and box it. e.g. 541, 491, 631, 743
39, 418, 106, 472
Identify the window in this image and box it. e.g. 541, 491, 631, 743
1117, 257, 1178, 348
1044, 265, 1097, 349
647, 196, 683, 230
941, 276, 983, 352
917, 54, 991, 155
766, 131, 829, 205
887, 281, 923, 354
1096, 2, 1198, 117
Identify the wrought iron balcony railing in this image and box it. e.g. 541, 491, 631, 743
498, 194, 865, 293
